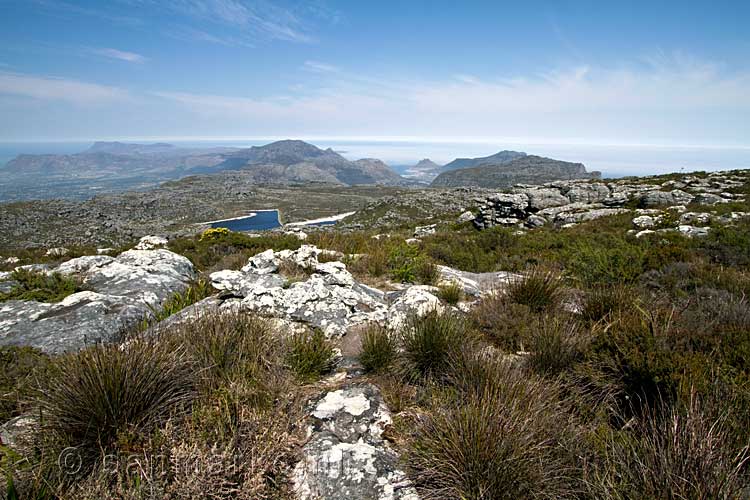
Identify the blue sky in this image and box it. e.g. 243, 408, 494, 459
0, 0, 749, 146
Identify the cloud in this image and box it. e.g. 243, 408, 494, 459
150, 53, 750, 144
89, 47, 147, 63
142, 0, 316, 44
0, 72, 129, 105
303, 60, 339, 73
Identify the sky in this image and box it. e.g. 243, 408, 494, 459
0, 0, 749, 147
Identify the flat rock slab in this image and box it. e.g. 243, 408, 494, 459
437, 265, 520, 297
0, 248, 195, 354
293, 383, 418, 500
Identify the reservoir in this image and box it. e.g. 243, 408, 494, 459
209, 210, 281, 231
207, 210, 355, 232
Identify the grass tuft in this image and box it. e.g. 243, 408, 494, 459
359, 324, 397, 373
286, 329, 335, 382
0, 269, 83, 303
437, 281, 463, 305
400, 309, 465, 380
506, 268, 564, 312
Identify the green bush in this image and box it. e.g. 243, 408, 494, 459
286, 329, 335, 382
506, 268, 564, 312
147, 278, 215, 324
359, 325, 397, 373
580, 285, 636, 323
0, 269, 83, 303
568, 240, 645, 285
400, 310, 465, 380
471, 295, 538, 351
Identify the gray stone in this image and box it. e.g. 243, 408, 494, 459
602, 192, 629, 206
694, 193, 729, 205
0, 249, 196, 354
292, 384, 418, 500
413, 225, 437, 238
640, 190, 675, 207
437, 266, 520, 297
564, 183, 611, 204
522, 188, 570, 210
525, 214, 547, 228
457, 210, 475, 223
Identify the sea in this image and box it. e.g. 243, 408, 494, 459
1, 139, 750, 179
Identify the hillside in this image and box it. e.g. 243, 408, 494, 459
431, 155, 601, 188
0, 140, 406, 201
441, 150, 527, 171
218, 140, 404, 185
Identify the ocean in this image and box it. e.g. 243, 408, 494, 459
1, 140, 749, 178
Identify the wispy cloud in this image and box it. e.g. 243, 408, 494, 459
303, 60, 339, 73
0, 72, 129, 105
89, 47, 147, 63
136, 0, 316, 45
32, 0, 143, 27
150, 53, 750, 144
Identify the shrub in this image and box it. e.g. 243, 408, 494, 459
286, 329, 335, 382
437, 281, 463, 305
569, 240, 645, 285
0, 269, 83, 303
526, 317, 589, 376
148, 278, 215, 324
0, 346, 51, 422
400, 310, 465, 380
580, 285, 635, 323
36, 339, 195, 474
198, 227, 231, 242
506, 268, 564, 312
359, 324, 397, 373
407, 356, 579, 499
588, 394, 750, 499
471, 295, 538, 351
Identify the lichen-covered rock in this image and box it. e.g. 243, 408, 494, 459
522, 188, 570, 210
210, 246, 442, 338
413, 224, 437, 238
640, 190, 675, 208
564, 183, 610, 204
293, 384, 418, 500
0, 249, 195, 353
457, 210, 475, 223
134, 234, 168, 250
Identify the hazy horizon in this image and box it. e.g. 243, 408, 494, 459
2, 137, 750, 178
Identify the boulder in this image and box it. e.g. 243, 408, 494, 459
694, 193, 729, 205
564, 183, 610, 204
602, 192, 629, 206
134, 235, 168, 250
640, 191, 675, 208
413, 225, 437, 238
0, 249, 196, 354
522, 188, 570, 211
457, 210, 475, 223
632, 215, 658, 229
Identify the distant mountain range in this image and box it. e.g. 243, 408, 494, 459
0, 140, 407, 201
431, 154, 601, 188
0, 140, 601, 201
440, 150, 527, 172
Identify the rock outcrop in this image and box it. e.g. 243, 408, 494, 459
0, 245, 195, 353
210, 246, 450, 338
473, 172, 747, 230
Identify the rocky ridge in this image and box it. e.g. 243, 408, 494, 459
473, 171, 748, 231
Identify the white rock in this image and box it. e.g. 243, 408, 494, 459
134, 235, 168, 250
